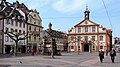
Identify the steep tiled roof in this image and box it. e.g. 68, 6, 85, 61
45, 29, 66, 38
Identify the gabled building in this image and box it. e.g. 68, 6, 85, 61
27, 9, 43, 53
0, 0, 29, 54
67, 6, 112, 52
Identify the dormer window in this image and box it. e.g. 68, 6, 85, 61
21, 17, 24, 20
18, 16, 20, 20
34, 14, 36, 17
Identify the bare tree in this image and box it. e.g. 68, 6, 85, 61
3, 30, 30, 56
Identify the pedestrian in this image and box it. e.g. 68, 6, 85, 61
106, 50, 108, 56
31, 49, 35, 56
110, 48, 116, 63
99, 50, 104, 63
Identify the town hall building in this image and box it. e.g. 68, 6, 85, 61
67, 6, 112, 52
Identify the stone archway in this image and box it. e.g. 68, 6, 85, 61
84, 43, 89, 52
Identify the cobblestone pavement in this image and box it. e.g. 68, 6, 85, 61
0, 52, 120, 67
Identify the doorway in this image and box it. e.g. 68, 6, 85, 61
84, 43, 89, 52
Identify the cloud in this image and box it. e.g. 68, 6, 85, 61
52, 0, 85, 13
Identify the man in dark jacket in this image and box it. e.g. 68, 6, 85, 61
110, 48, 116, 63
99, 50, 104, 63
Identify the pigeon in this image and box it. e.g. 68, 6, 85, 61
20, 61, 22, 63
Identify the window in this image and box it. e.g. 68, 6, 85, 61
34, 27, 36, 31
6, 19, 9, 24
39, 28, 40, 32
11, 20, 13, 25
78, 27, 81, 33
93, 46, 95, 50
29, 36, 31, 41
84, 36, 88, 42
29, 26, 31, 31
0, 20, 2, 25
6, 27, 8, 33
30, 17, 32, 22
39, 37, 41, 41
23, 23, 25, 28
23, 31, 25, 34
34, 21, 36, 24
34, 37, 36, 41
38, 22, 40, 25
85, 26, 88, 32
5, 36, 9, 42
21, 17, 24, 20
71, 46, 74, 49
93, 46, 95, 49
16, 22, 18, 26
10, 39, 13, 42
15, 29, 17, 32
19, 22, 22, 27
92, 36, 95, 41
100, 36, 103, 41
77, 36, 81, 41
92, 26, 96, 32
11, 28, 14, 32
18, 16, 20, 20
34, 14, 36, 17
100, 46, 103, 49
19, 30, 21, 34
71, 36, 74, 41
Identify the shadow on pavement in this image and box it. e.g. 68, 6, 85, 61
0, 65, 11, 67
43, 56, 61, 59
102, 61, 120, 64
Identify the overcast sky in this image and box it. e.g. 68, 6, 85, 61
7, 0, 120, 38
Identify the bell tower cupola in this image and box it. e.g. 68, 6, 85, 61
84, 5, 90, 20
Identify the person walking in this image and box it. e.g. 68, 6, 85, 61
106, 50, 109, 56
31, 49, 35, 56
110, 48, 116, 63
99, 50, 104, 63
